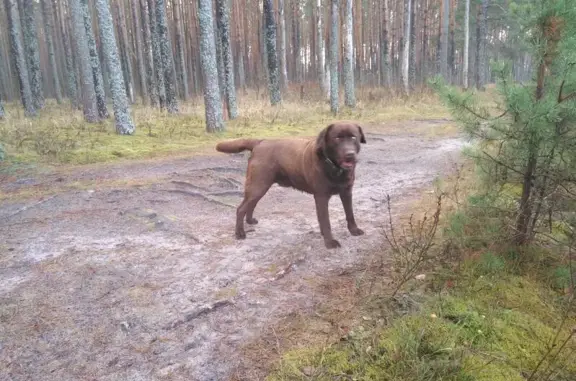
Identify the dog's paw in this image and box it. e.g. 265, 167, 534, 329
235, 230, 247, 240
349, 227, 365, 236
246, 217, 258, 225
324, 239, 341, 249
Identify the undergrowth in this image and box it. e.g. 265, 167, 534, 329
267, 164, 576, 381
0, 90, 449, 165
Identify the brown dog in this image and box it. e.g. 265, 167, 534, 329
215, 122, 366, 249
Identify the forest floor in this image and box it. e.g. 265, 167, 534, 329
0, 119, 465, 380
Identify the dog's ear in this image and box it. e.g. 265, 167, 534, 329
356, 124, 366, 144
316, 124, 334, 152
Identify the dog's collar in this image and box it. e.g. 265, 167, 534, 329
318, 150, 349, 180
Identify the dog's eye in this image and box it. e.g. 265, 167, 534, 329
351, 136, 357, 140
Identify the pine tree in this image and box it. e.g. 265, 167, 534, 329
94, 0, 135, 135
263, 0, 281, 106
432, 0, 576, 245
5, 0, 35, 116
140, 0, 158, 106
147, 0, 166, 109
198, 0, 224, 132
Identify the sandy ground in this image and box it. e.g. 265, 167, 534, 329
0, 120, 465, 381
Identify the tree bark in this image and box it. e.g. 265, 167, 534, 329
172, 0, 189, 101
198, 0, 224, 132
402, 0, 411, 95
463, 0, 470, 88
278, 0, 288, 90
80, 0, 108, 118
155, 0, 178, 113
20, 0, 44, 110
70, 0, 98, 122
5, 0, 35, 116
130, 0, 148, 104
94, 0, 135, 135
263, 0, 281, 106
329, 0, 339, 114
41, 0, 63, 104
343, 0, 355, 107
140, 0, 158, 106
440, 0, 449, 79
216, 0, 238, 118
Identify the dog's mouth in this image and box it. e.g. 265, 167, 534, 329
340, 157, 356, 169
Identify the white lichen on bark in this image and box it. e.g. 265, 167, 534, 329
155, 0, 178, 113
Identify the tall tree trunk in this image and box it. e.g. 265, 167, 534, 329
380, 0, 391, 87
70, 0, 98, 122
172, 0, 189, 101
234, 0, 246, 93
463, 0, 470, 88
57, 0, 79, 109
41, 0, 62, 104
263, 0, 281, 106
440, 0, 449, 79
20, 0, 44, 110
148, 0, 166, 109
80, 0, 108, 118
316, 0, 329, 98
130, 0, 148, 104
114, 0, 134, 104
402, 0, 411, 95
155, 0, 178, 113
94, 0, 134, 135
329, 0, 339, 114
278, 0, 288, 90
216, 0, 238, 118
6, 0, 35, 116
409, 0, 416, 87
343, 0, 355, 107
477, 0, 489, 89
198, 0, 224, 132
140, 0, 158, 106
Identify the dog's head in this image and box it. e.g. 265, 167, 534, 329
316, 121, 366, 170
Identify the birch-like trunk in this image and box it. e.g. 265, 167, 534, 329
402, 0, 411, 95
463, 0, 470, 88
343, 0, 355, 107
278, 0, 288, 90
329, 0, 339, 114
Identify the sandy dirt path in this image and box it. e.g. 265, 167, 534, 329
0, 120, 464, 381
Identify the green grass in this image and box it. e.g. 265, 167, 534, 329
0, 91, 450, 165
268, 268, 575, 381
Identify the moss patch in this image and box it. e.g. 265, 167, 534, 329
267, 273, 576, 381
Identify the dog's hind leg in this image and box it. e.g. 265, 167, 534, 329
235, 164, 274, 239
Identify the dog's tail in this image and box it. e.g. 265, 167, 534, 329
215, 138, 263, 154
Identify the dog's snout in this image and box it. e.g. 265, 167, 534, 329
344, 152, 356, 161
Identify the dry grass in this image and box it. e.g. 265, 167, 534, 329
0, 89, 450, 165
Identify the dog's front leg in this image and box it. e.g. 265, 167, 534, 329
339, 188, 365, 236
314, 194, 340, 249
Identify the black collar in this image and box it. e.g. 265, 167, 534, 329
318, 150, 349, 181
